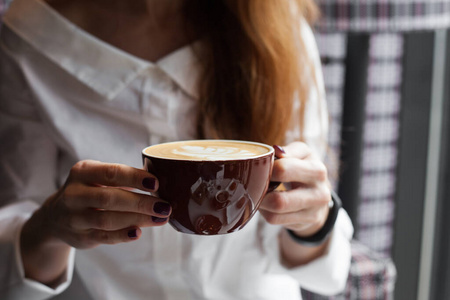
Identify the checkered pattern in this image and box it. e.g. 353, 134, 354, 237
357, 33, 404, 254
301, 240, 397, 300
316, 0, 450, 266
317, 31, 403, 255
316, 0, 450, 32
317, 33, 347, 190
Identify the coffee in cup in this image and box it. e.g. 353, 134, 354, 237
142, 140, 274, 235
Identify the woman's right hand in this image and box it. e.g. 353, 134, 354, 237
20, 160, 171, 286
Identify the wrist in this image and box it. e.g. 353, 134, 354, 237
286, 191, 342, 247
290, 207, 330, 238
21, 205, 59, 249
20, 206, 71, 286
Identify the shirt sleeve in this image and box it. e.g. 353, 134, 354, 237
264, 20, 354, 296
0, 202, 76, 300
261, 210, 353, 296
0, 32, 75, 299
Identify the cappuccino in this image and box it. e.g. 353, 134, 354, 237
142, 140, 274, 235
143, 140, 271, 161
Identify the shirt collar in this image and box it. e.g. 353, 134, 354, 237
156, 43, 201, 100
3, 0, 200, 100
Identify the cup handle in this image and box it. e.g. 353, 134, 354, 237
267, 155, 281, 193
267, 180, 281, 193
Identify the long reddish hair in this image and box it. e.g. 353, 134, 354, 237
185, 0, 319, 145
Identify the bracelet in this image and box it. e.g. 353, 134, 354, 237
286, 190, 342, 247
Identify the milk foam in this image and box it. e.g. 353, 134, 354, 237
172, 145, 258, 160
144, 140, 271, 161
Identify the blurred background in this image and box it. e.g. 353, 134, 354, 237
1, 0, 449, 299
313, 0, 450, 299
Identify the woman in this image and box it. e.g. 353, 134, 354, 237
0, 0, 353, 299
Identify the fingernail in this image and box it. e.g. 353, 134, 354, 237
128, 229, 137, 238
152, 216, 168, 223
154, 202, 171, 216
142, 177, 156, 190
273, 145, 286, 154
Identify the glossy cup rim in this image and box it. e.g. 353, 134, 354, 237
142, 139, 274, 161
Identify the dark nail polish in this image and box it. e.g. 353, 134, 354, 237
154, 202, 171, 216
273, 145, 286, 155
142, 177, 156, 190
128, 229, 137, 238
152, 216, 168, 223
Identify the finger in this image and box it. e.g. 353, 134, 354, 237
282, 142, 312, 159
259, 187, 330, 213
271, 158, 328, 184
273, 145, 287, 158
69, 160, 158, 192
259, 206, 327, 227
71, 210, 168, 230
64, 184, 171, 216
84, 226, 143, 246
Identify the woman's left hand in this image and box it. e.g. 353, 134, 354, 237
259, 142, 331, 238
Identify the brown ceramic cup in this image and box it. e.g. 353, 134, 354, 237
142, 140, 275, 235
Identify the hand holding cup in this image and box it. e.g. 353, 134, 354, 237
28, 160, 171, 249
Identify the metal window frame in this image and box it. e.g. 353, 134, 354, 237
393, 29, 449, 300
392, 31, 434, 300
429, 29, 450, 300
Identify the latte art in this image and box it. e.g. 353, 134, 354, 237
144, 140, 271, 161
172, 145, 258, 160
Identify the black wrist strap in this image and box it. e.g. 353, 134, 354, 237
286, 190, 342, 247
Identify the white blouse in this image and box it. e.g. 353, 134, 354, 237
0, 0, 353, 299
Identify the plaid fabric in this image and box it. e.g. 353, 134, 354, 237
317, 33, 347, 190
357, 33, 403, 255
316, 32, 402, 255
301, 240, 397, 300
316, 0, 450, 32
